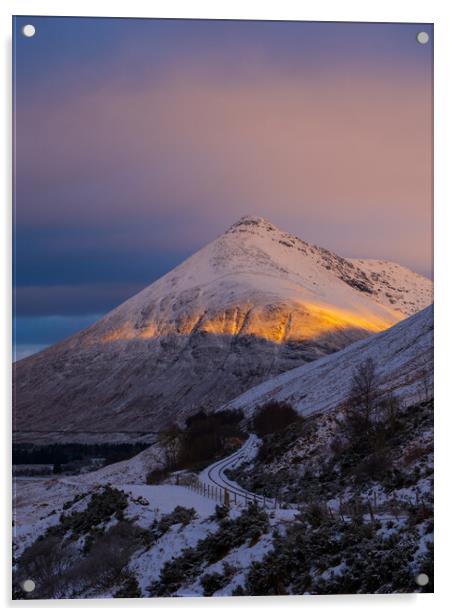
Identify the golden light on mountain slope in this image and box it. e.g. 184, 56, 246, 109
191, 302, 399, 343
98, 300, 400, 345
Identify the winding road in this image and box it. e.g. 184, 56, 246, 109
198, 435, 277, 509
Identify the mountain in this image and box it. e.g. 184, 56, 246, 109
13, 216, 432, 440
227, 304, 433, 417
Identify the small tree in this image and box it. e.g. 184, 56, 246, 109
161, 424, 181, 470
350, 358, 379, 425
342, 358, 380, 452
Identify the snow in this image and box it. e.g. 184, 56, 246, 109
122, 484, 216, 517
227, 304, 433, 417
130, 516, 218, 594
348, 257, 432, 315
12, 476, 218, 564
13, 477, 82, 554
179, 531, 275, 597
88, 216, 431, 344
76, 442, 165, 484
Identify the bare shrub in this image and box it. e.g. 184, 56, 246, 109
344, 358, 379, 440
146, 467, 169, 484
14, 520, 144, 599
404, 443, 431, 465
304, 502, 329, 528
354, 450, 391, 482
14, 535, 76, 599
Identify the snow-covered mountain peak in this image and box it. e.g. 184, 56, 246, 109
226, 215, 279, 233
13, 216, 432, 437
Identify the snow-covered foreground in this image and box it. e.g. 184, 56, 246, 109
13, 469, 280, 598
13, 392, 433, 599
114, 484, 216, 517
13, 361, 433, 598
12, 440, 262, 558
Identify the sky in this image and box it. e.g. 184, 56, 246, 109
13, 17, 433, 359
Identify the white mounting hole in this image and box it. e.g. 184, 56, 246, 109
22, 24, 36, 38
416, 32, 429, 45
21, 579, 36, 593
415, 573, 429, 587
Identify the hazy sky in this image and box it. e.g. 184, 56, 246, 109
13, 17, 433, 358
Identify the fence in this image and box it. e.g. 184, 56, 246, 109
179, 475, 279, 509
173, 474, 430, 519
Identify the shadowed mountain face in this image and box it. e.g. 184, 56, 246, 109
13, 216, 432, 441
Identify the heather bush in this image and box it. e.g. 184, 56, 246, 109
201, 562, 237, 596
148, 503, 268, 596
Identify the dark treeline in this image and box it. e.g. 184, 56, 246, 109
146, 409, 245, 482
13, 442, 149, 467
252, 401, 299, 437
178, 408, 245, 469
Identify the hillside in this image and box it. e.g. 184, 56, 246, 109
227, 304, 433, 417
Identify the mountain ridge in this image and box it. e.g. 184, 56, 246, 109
13, 216, 432, 440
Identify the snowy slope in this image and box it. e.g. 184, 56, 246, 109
227, 304, 433, 417
347, 258, 432, 316
13, 216, 432, 438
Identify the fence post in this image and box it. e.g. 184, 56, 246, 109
367, 500, 375, 524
